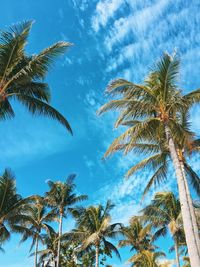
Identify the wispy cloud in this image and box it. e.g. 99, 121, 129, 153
91, 0, 124, 32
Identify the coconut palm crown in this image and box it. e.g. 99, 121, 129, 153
142, 192, 183, 267
67, 200, 122, 267
0, 169, 31, 247
0, 21, 72, 133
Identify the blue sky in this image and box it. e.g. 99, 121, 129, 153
0, 0, 200, 266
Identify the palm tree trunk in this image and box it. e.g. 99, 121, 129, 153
174, 237, 180, 267
95, 244, 99, 267
34, 235, 39, 267
165, 125, 200, 267
57, 212, 63, 267
179, 159, 200, 255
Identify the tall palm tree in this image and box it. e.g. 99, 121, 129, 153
0, 21, 72, 133
118, 216, 154, 254
98, 53, 200, 266
45, 174, 87, 267
0, 168, 31, 247
67, 201, 121, 267
142, 192, 182, 267
14, 197, 57, 267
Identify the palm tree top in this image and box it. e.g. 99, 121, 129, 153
45, 174, 88, 215
0, 21, 73, 133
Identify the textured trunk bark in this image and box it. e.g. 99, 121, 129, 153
165, 125, 200, 267
34, 235, 39, 267
174, 237, 180, 267
95, 245, 99, 267
57, 212, 63, 267
179, 159, 200, 255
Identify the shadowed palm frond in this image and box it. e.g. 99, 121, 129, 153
184, 162, 200, 196
16, 95, 72, 133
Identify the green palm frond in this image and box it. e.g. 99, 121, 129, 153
0, 99, 15, 120
0, 21, 33, 79
16, 94, 72, 133
142, 163, 168, 197
184, 162, 200, 196
0, 169, 34, 246
125, 152, 166, 178
155, 52, 180, 100
104, 117, 160, 158
184, 88, 200, 106
7, 41, 72, 85
103, 239, 121, 260
8, 81, 50, 102
0, 21, 73, 133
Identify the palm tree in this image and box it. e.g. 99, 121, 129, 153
98, 53, 200, 266
45, 174, 87, 267
142, 192, 183, 267
129, 250, 166, 267
14, 197, 57, 267
0, 21, 72, 133
37, 226, 58, 267
67, 201, 121, 267
0, 168, 31, 247
118, 216, 154, 254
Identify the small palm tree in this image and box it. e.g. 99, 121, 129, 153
37, 226, 58, 267
98, 53, 200, 265
0, 21, 72, 133
68, 201, 122, 267
0, 168, 31, 247
45, 174, 87, 267
119, 216, 154, 254
129, 250, 166, 267
14, 197, 57, 267
142, 192, 182, 267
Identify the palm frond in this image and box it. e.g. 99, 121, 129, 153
184, 162, 200, 196
142, 163, 168, 198
16, 94, 72, 133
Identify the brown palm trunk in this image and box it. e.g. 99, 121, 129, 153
174, 237, 180, 267
165, 125, 200, 267
95, 244, 99, 267
34, 235, 39, 267
57, 212, 63, 267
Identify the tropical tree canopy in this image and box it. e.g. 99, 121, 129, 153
98, 53, 200, 196
0, 21, 72, 133
0, 169, 30, 246
119, 216, 154, 253
65, 200, 122, 267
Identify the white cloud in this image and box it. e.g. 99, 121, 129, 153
104, 0, 170, 51
71, 0, 90, 11
157, 259, 175, 267
91, 0, 124, 32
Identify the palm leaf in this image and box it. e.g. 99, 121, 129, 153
184, 162, 200, 196
16, 94, 72, 133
